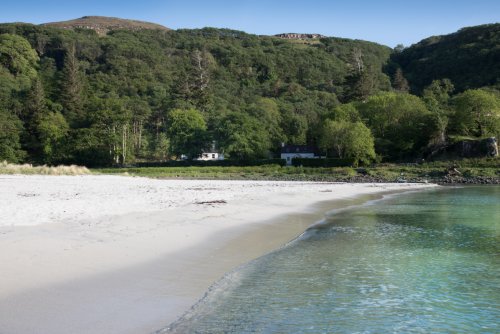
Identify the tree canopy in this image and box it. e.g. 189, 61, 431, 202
391, 24, 500, 93
167, 108, 207, 159
320, 120, 376, 165
450, 89, 500, 138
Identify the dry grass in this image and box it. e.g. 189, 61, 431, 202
0, 161, 91, 175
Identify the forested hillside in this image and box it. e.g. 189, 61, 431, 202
0, 19, 498, 166
391, 24, 500, 93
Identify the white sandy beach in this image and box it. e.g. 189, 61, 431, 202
0, 175, 436, 334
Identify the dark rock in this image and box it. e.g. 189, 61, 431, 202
428, 137, 499, 160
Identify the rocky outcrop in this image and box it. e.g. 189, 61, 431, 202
485, 137, 498, 156
275, 33, 326, 40
453, 137, 498, 158
427, 137, 498, 160
42, 16, 170, 36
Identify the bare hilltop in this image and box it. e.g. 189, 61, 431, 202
42, 15, 170, 35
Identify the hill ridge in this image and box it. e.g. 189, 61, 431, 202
42, 15, 170, 35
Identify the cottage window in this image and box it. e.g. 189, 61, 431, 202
212, 154, 216, 158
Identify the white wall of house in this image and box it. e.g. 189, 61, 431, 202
197, 152, 225, 161
281, 152, 316, 165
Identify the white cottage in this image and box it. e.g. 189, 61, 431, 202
196, 141, 225, 161
197, 151, 224, 161
280, 144, 320, 165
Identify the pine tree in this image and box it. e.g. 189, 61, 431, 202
60, 44, 83, 126
393, 68, 410, 92
24, 77, 46, 124
343, 67, 376, 102
23, 77, 47, 160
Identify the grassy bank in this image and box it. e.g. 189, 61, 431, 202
2, 159, 497, 184
94, 159, 499, 184
95, 165, 356, 180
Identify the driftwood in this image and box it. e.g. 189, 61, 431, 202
195, 200, 227, 205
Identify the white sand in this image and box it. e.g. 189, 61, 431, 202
0, 175, 436, 333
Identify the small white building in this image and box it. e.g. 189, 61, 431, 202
197, 151, 224, 161
280, 144, 320, 165
196, 141, 224, 161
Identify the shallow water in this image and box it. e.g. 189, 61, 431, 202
166, 186, 500, 333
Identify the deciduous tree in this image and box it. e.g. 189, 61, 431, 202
167, 108, 207, 159
422, 79, 454, 144
357, 92, 432, 160
0, 108, 25, 162
320, 120, 376, 165
215, 112, 270, 160
451, 89, 500, 137
0, 34, 38, 81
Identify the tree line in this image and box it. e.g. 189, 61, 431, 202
0, 23, 499, 166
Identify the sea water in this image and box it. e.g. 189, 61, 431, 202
165, 186, 500, 333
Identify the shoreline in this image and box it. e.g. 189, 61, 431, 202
162, 189, 410, 331
0, 175, 436, 334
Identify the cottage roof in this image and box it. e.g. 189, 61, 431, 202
280, 145, 319, 154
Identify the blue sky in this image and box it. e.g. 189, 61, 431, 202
1, 0, 499, 47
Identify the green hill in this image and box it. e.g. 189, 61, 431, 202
391, 23, 500, 93
0, 18, 498, 166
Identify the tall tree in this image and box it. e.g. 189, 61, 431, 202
351, 47, 364, 74
324, 103, 361, 123
358, 92, 432, 160
280, 109, 308, 145
23, 77, 46, 123
22, 77, 47, 160
36, 109, 69, 164
320, 120, 376, 165
60, 43, 83, 126
0, 34, 38, 81
189, 49, 216, 110
124, 98, 151, 157
215, 112, 270, 160
451, 89, 500, 137
247, 98, 285, 150
167, 108, 207, 159
343, 66, 376, 102
422, 79, 454, 144
0, 108, 25, 162
393, 68, 409, 93
87, 96, 132, 165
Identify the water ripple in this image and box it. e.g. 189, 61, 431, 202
165, 186, 500, 334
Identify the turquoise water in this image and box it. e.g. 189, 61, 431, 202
166, 186, 500, 333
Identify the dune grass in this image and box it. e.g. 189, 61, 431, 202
0, 161, 91, 175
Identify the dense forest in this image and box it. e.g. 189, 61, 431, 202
0, 18, 499, 166
392, 24, 500, 93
